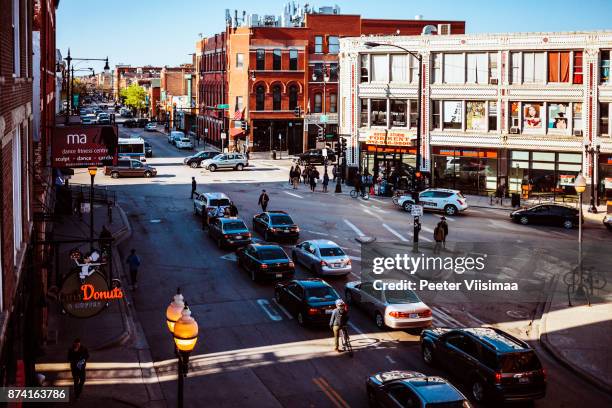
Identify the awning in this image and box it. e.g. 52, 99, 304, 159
229, 128, 244, 138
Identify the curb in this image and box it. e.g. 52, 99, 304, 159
539, 276, 612, 396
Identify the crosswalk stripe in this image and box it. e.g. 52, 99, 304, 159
343, 219, 365, 237
382, 224, 409, 242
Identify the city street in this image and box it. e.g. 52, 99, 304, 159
69, 125, 612, 408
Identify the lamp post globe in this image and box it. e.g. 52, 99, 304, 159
574, 173, 587, 194
88, 166, 97, 177
166, 289, 184, 334
173, 305, 198, 353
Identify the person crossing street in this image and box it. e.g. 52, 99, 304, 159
258, 189, 270, 212
126, 249, 141, 290
190, 177, 197, 199
329, 299, 349, 352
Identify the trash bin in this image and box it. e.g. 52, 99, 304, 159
270, 150, 276, 160
511, 193, 520, 207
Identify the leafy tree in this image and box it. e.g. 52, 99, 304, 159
120, 84, 147, 110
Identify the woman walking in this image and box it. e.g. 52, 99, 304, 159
293, 164, 301, 189
322, 170, 330, 193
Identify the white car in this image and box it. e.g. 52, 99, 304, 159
168, 130, 184, 145
291, 240, 351, 276
202, 153, 248, 172
145, 122, 157, 131
393, 188, 468, 216
175, 137, 193, 149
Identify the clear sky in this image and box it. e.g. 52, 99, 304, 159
57, 0, 612, 73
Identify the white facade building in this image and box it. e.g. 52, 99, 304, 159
339, 31, 612, 199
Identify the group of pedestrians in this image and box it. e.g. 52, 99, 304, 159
289, 164, 331, 193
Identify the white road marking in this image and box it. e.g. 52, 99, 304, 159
284, 191, 304, 199
385, 355, 397, 364
271, 298, 293, 320
349, 256, 362, 262
304, 230, 328, 236
343, 219, 365, 237
382, 224, 409, 242
220, 253, 238, 262
368, 197, 384, 204
421, 225, 434, 233
257, 299, 282, 321
363, 208, 384, 221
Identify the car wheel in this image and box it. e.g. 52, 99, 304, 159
144, 171, 152, 178
250, 269, 257, 282
297, 312, 305, 326
563, 219, 574, 229
422, 344, 435, 366
402, 201, 412, 212
345, 290, 353, 305
520, 216, 529, 225
236, 163, 244, 171
471, 379, 487, 403
190, 161, 199, 169
209, 164, 217, 172
375, 312, 385, 329
110, 172, 119, 179
444, 205, 457, 216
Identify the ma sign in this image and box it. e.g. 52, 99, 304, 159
52, 125, 118, 168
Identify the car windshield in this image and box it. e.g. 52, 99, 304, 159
270, 214, 293, 225
425, 402, 466, 408
305, 286, 339, 302
319, 247, 345, 257
223, 221, 247, 231
209, 198, 230, 206
499, 351, 541, 372
258, 248, 287, 260
384, 289, 420, 304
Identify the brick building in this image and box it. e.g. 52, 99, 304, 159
113, 65, 161, 102
160, 64, 195, 132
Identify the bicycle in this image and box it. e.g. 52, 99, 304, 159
350, 188, 369, 200
340, 326, 353, 357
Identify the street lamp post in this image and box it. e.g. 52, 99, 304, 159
574, 173, 587, 303
88, 166, 97, 251
365, 41, 423, 243
63, 51, 110, 123
585, 144, 601, 213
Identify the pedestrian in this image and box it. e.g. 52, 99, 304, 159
322, 170, 330, 193
99, 225, 112, 254
289, 166, 295, 185
126, 249, 141, 290
332, 164, 338, 182
67, 338, 89, 400
433, 220, 447, 253
309, 168, 318, 192
190, 177, 197, 199
354, 171, 362, 195
302, 167, 308, 184
329, 299, 349, 352
258, 189, 269, 212
293, 164, 301, 189
437, 216, 449, 248
228, 201, 238, 217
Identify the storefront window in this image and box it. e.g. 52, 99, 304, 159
371, 99, 387, 126
548, 103, 569, 130
443, 101, 462, 129
432, 148, 498, 195
573, 103, 583, 132
489, 101, 498, 131
466, 101, 486, 131
523, 102, 543, 130
431, 100, 441, 130
360, 99, 368, 127
409, 100, 418, 128
390, 100, 407, 127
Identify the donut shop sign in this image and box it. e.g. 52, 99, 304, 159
59, 272, 124, 318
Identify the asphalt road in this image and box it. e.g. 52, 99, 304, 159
69, 125, 612, 408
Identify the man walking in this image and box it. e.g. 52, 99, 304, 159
329, 299, 349, 352
68, 338, 89, 400
228, 201, 239, 217
438, 216, 449, 248
126, 249, 141, 290
258, 190, 270, 212
190, 177, 197, 199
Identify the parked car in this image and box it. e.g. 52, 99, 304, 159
366, 371, 471, 408
168, 131, 184, 145
136, 118, 148, 128
123, 118, 136, 128
144, 142, 153, 158
291, 240, 351, 276
297, 148, 336, 165
193, 192, 231, 226
394, 188, 468, 216
97, 112, 110, 124
202, 153, 248, 172
274, 279, 340, 326
510, 204, 579, 229
345, 280, 432, 330
208, 217, 251, 248
104, 159, 157, 178
604, 214, 612, 231
145, 122, 157, 131
420, 327, 546, 403
252, 211, 299, 242
175, 137, 193, 150
237, 244, 295, 282
184, 151, 220, 168
81, 114, 97, 125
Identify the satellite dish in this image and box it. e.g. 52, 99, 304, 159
422, 25, 438, 35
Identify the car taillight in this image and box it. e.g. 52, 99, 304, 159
420, 309, 432, 318
307, 308, 319, 315
494, 372, 502, 384
260, 264, 268, 269
541, 368, 547, 380
270, 228, 277, 232
346, 258, 352, 265
288, 262, 294, 267
292, 227, 300, 232
223, 234, 229, 238
389, 311, 409, 318
245, 233, 251, 237
320, 260, 329, 267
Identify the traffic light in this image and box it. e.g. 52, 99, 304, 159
317, 127, 324, 141
340, 137, 347, 156
294, 106, 302, 117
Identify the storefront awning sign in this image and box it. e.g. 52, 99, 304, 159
60, 271, 123, 318
364, 130, 415, 147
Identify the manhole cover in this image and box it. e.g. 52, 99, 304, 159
506, 310, 530, 319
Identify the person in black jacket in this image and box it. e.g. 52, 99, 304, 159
190, 177, 197, 199
67, 338, 89, 399
258, 190, 269, 212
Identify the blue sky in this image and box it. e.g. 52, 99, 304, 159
57, 0, 612, 72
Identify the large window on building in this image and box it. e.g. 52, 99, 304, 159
235, 96, 243, 112
466, 53, 488, 84
466, 101, 486, 130
273, 49, 282, 70
432, 53, 442, 84
409, 100, 418, 128
510, 102, 520, 129
573, 103, 583, 132
489, 53, 498, 82
443, 53, 465, 84
523, 102, 543, 129
328, 36, 340, 54
409, 55, 419, 83
360, 54, 369, 83
431, 100, 441, 129
256, 86, 265, 110
390, 100, 407, 127
256, 49, 265, 70
272, 85, 282, 110
511, 52, 521, 84
601, 50, 610, 84
443, 101, 462, 129
314, 36, 323, 53
13, 0, 20, 76
371, 54, 388, 82
360, 99, 369, 126
601, 103, 610, 137
573, 51, 583, 84
312, 63, 323, 82
548, 51, 570, 83
523, 52, 546, 83
329, 63, 338, 81
12, 128, 22, 257
314, 93, 322, 113
489, 101, 498, 131
391, 54, 408, 82
547, 103, 569, 130
371, 99, 387, 126
289, 49, 298, 70
289, 85, 298, 110
236, 53, 244, 68
330, 93, 337, 113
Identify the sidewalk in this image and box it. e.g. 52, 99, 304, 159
36, 201, 165, 407
540, 278, 612, 394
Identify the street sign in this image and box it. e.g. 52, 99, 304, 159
322, 148, 328, 157
220, 132, 227, 139
217, 104, 229, 109
411, 205, 423, 217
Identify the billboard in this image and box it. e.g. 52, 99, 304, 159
52, 125, 118, 168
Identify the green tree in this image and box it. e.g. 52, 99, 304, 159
120, 83, 147, 110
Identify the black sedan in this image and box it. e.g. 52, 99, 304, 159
253, 211, 299, 242
510, 204, 579, 229
183, 151, 220, 168
297, 148, 336, 165
208, 218, 251, 248
274, 279, 340, 326
366, 371, 471, 408
236, 244, 294, 282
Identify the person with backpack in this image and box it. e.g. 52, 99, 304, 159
329, 299, 349, 352
258, 190, 270, 212
126, 249, 141, 290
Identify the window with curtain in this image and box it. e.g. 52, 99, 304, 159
289, 85, 298, 110
573, 103, 583, 131
255, 86, 265, 110
272, 85, 282, 110
548, 51, 570, 83
511, 52, 521, 84
371, 54, 388, 82
391, 54, 408, 82
523, 52, 545, 83
328, 36, 340, 54
432, 53, 442, 83
410, 55, 419, 83
330, 94, 337, 113
443, 53, 465, 84
360, 54, 369, 83
573, 51, 583, 84
466, 53, 488, 84
273, 49, 282, 70
443, 101, 462, 129
390, 100, 407, 127
314, 93, 322, 113
370, 99, 387, 126
360, 99, 368, 126
314, 36, 323, 53
601, 51, 610, 83
256, 49, 265, 70
289, 49, 298, 70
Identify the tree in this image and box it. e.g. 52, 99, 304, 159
120, 83, 147, 111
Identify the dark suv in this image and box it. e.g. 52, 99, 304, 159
420, 327, 546, 404
297, 148, 336, 165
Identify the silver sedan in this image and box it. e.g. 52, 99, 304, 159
291, 240, 352, 276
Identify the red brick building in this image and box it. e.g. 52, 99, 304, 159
160, 64, 195, 132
